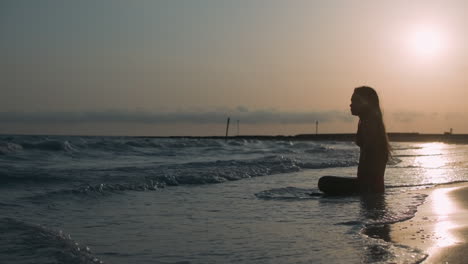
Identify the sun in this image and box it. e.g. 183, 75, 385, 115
407, 27, 445, 58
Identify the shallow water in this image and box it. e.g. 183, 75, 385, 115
2, 136, 468, 263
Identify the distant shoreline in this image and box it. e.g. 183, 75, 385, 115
2, 133, 467, 143
137, 133, 466, 143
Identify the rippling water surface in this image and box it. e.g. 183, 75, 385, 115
2, 135, 468, 263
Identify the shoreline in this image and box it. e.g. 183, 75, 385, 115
390, 182, 468, 263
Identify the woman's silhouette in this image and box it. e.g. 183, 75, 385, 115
318, 86, 391, 194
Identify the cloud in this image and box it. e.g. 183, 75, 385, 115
391, 111, 428, 123
443, 112, 467, 121
390, 111, 463, 123
236, 106, 249, 113
0, 108, 353, 125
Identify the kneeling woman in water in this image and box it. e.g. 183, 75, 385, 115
318, 86, 391, 195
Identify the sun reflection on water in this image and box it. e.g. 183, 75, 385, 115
414, 143, 449, 168
430, 187, 461, 248
411, 144, 463, 252
413, 142, 453, 184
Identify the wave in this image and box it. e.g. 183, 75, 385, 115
386, 183, 436, 189
21, 140, 78, 152
361, 235, 427, 263
0, 217, 103, 264
25, 182, 164, 201
304, 147, 330, 154
390, 165, 423, 169
359, 192, 429, 263
254, 184, 429, 263
19, 153, 360, 201
387, 157, 402, 166
0, 202, 23, 208
255, 187, 322, 200
299, 160, 358, 169
138, 155, 303, 186
0, 169, 67, 185
332, 190, 428, 263
0, 135, 355, 155
1, 151, 357, 191
393, 154, 442, 157
391, 146, 423, 151
145, 156, 357, 186
23, 155, 304, 200
0, 142, 23, 155
385, 181, 468, 189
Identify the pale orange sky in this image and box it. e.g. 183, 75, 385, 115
1, 0, 468, 136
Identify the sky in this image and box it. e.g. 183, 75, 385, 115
1, 0, 468, 136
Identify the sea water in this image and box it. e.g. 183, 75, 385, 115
2, 135, 468, 263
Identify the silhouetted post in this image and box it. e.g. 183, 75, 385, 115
237, 120, 239, 136
225, 117, 230, 139
316, 121, 319, 135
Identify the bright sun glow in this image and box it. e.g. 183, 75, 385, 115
407, 27, 446, 58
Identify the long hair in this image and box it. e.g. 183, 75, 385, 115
354, 86, 391, 161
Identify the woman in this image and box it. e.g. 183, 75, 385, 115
318, 86, 391, 195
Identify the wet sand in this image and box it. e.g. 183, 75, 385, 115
390, 183, 468, 263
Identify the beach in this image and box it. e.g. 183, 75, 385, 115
391, 183, 468, 263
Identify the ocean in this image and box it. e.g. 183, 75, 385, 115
2, 135, 468, 264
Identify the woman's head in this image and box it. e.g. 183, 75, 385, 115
352, 86, 391, 161
350, 86, 381, 117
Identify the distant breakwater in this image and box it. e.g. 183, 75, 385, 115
138, 133, 468, 143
